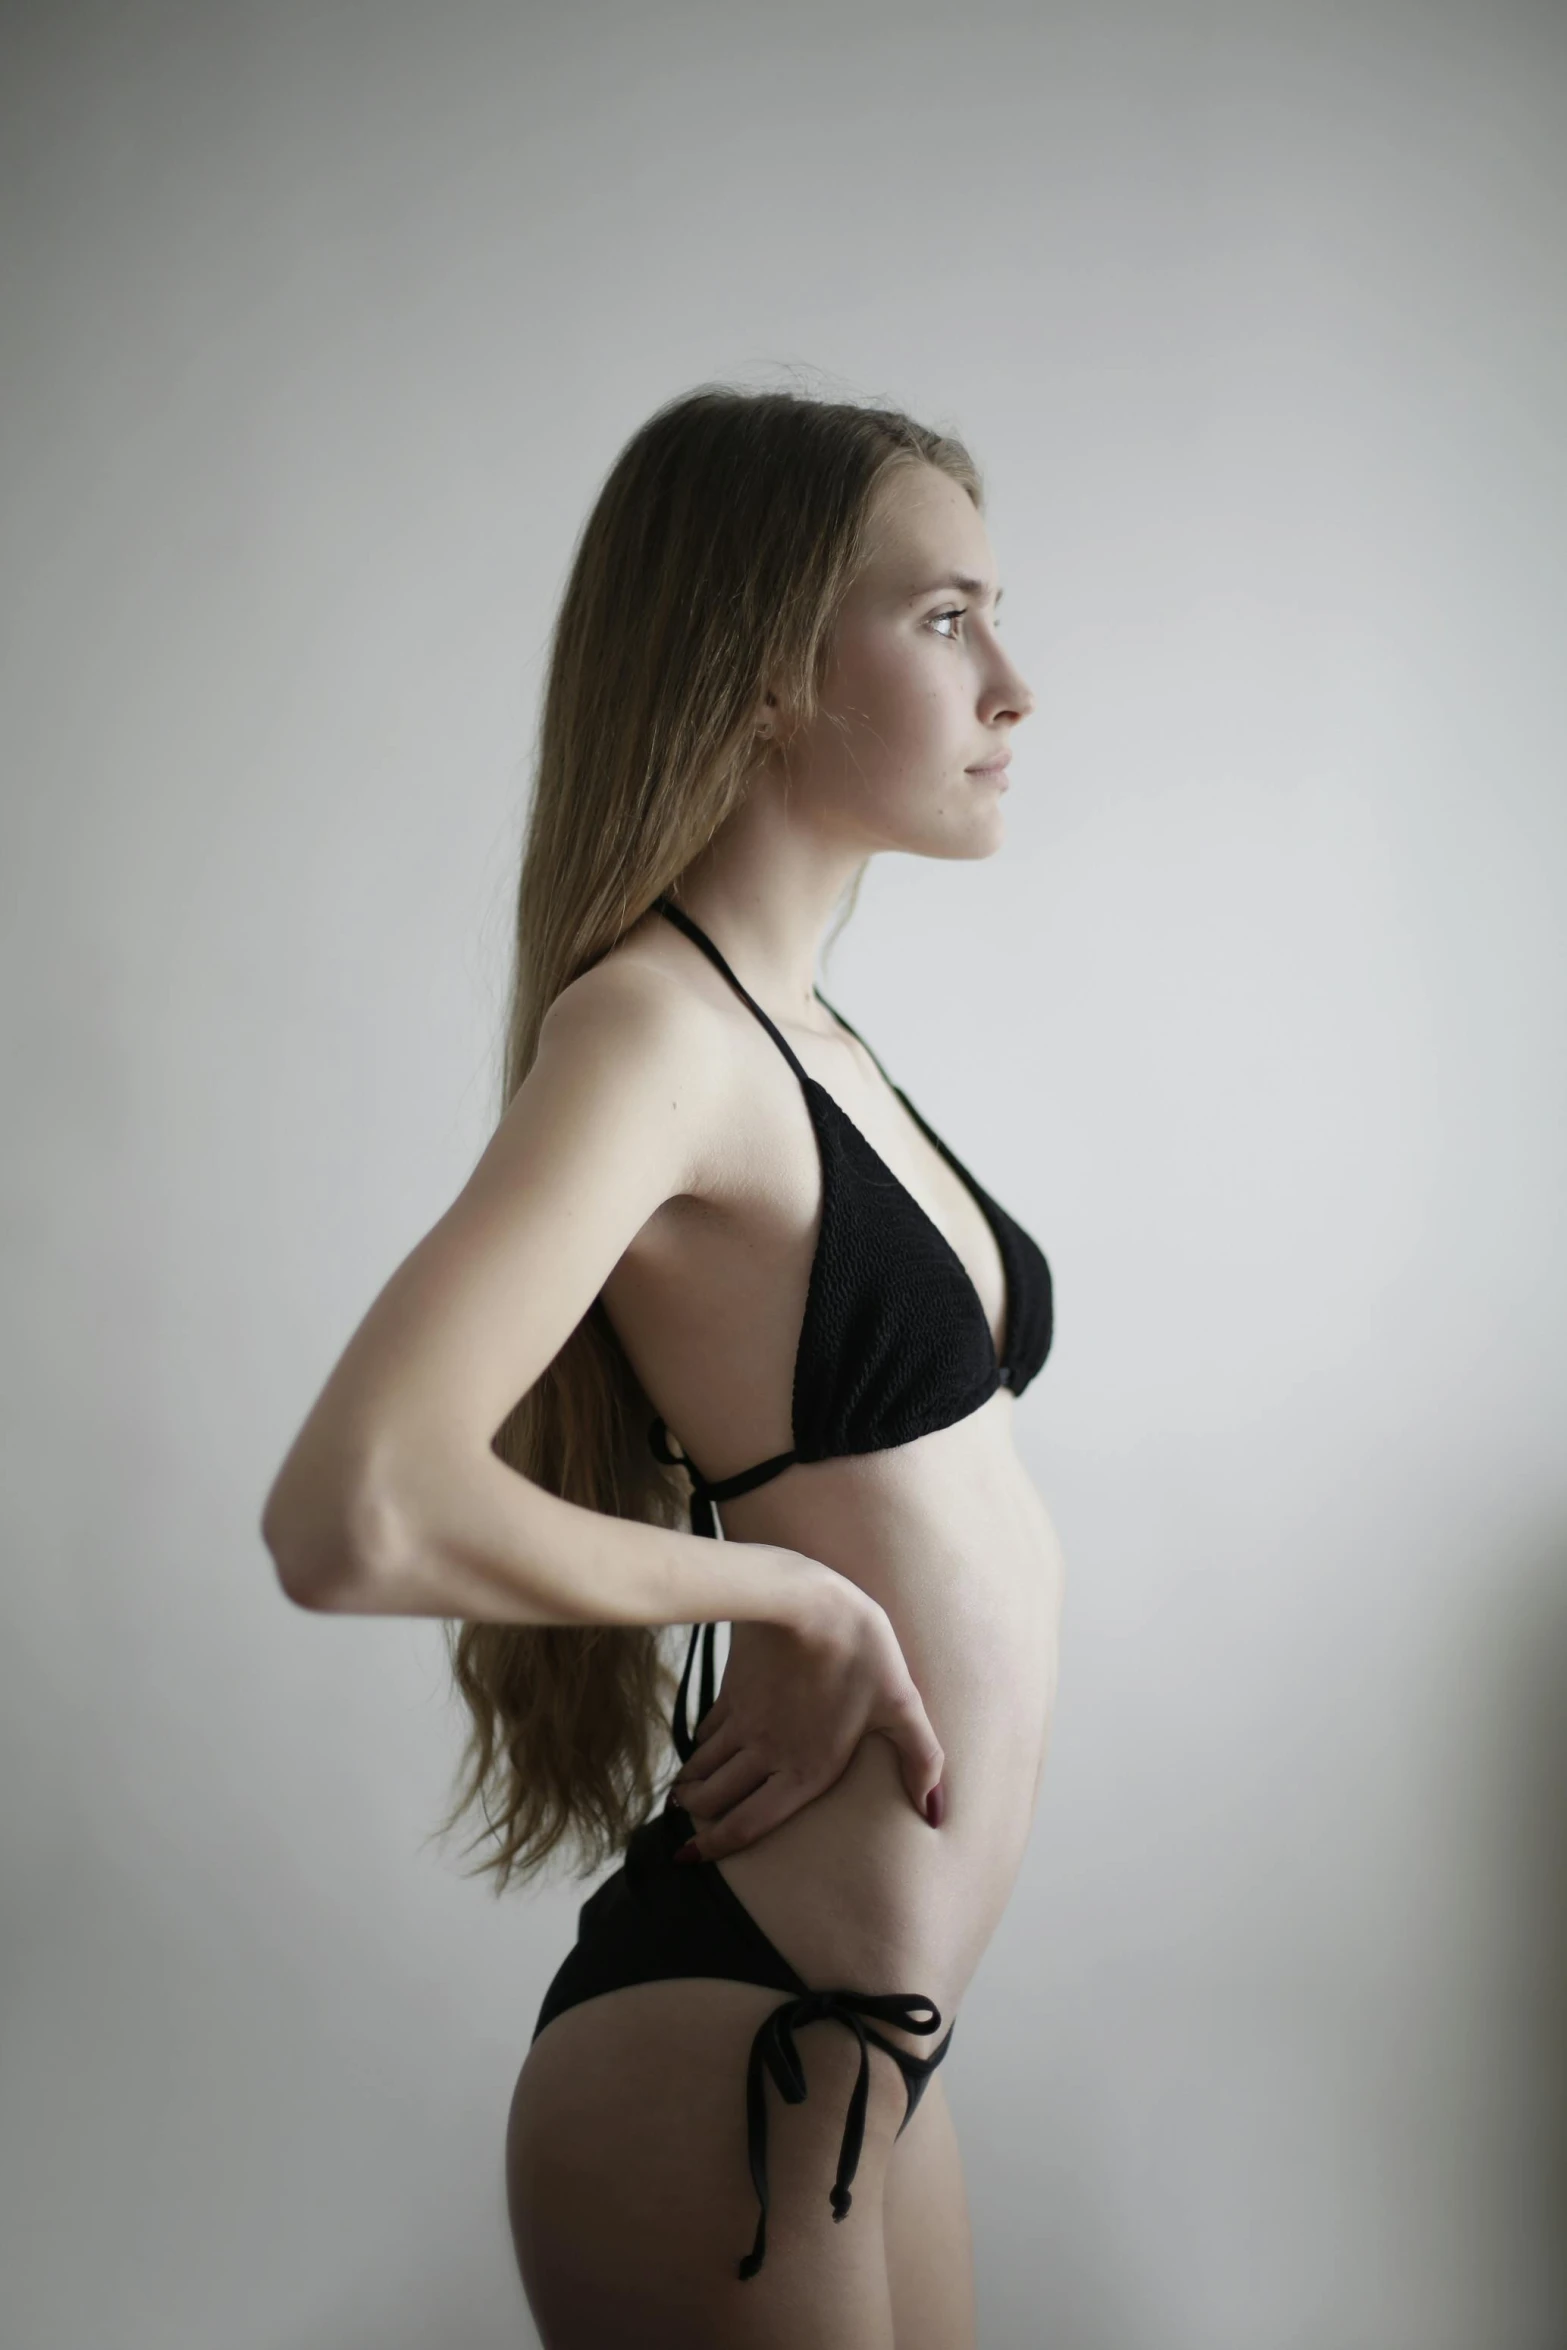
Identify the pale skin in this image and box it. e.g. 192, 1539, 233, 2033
262, 463, 1067, 2347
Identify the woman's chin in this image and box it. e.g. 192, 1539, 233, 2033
867, 795, 1007, 864
942, 803, 1008, 863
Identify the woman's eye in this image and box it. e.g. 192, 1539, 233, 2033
929, 607, 967, 638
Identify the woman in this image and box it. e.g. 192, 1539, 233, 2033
261, 386, 1065, 2349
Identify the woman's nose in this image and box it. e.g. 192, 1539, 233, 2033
983, 661, 1035, 725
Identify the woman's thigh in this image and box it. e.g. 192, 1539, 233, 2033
508, 1975, 927, 2350
884, 2075, 976, 2350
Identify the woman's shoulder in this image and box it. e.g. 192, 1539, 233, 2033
535, 915, 739, 1105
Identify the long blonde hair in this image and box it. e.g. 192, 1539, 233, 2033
448, 385, 981, 1886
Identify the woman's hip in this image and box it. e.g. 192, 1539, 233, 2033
513, 1973, 944, 2347
521, 1797, 957, 2297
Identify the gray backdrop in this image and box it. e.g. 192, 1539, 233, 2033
3, 3, 1565, 2345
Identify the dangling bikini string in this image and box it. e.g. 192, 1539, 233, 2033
738, 1989, 949, 2281
648, 1414, 796, 1763
647, 1409, 954, 2277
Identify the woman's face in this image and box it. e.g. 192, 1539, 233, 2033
777, 462, 1035, 860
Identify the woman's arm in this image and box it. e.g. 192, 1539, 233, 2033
262, 955, 787, 1631
258, 953, 943, 1845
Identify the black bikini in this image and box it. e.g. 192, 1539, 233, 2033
532, 895, 1054, 2279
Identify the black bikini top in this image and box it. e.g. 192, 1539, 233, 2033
646, 895, 1053, 1555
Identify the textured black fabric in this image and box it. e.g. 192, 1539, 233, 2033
648, 893, 1053, 1501
532, 1800, 801, 2037
532, 1797, 954, 2279
822, 1000, 1056, 1410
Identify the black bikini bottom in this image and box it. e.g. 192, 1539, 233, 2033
532, 1796, 954, 2280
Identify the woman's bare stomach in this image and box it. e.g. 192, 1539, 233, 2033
705, 1390, 1066, 2034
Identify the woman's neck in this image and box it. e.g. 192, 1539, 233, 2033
669, 808, 868, 1022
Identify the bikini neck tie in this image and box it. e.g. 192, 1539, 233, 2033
738, 1988, 945, 2280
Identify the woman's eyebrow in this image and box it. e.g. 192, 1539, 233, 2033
905, 572, 1003, 606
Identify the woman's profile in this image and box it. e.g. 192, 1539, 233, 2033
261, 385, 1065, 2349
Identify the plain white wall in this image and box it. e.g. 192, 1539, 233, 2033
3, 3, 1565, 2344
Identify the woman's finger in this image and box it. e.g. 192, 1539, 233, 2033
690, 1693, 731, 1745
679, 1772, 805, 1863
670, 1719, 743, 1791
673, 1747, 773, 1821
876, 1689, 946, 1822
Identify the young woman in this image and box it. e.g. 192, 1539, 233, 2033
261, 386, 1065, 2350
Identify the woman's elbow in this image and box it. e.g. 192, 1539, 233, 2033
261, 1477, 398, 1614
267, 1535, 366, 1613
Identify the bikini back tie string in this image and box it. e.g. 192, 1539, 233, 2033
649, 1414, 796, 1762
738, 1988, 951, 2281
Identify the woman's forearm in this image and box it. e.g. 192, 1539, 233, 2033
263, 1434, 832, 1636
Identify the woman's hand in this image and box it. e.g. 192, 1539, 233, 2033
667, 1553, 945, 1861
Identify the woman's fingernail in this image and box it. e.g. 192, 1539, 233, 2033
673, 1840, 702, 1865
925, 1786, 945, 1829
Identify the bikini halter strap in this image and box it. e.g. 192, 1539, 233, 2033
652, 894, 812, 1085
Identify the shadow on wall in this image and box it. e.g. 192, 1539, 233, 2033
1505, 1531, 1567, 2333
261, 2256, 531, 2350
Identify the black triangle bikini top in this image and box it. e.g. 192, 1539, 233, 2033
646, 896, 1054, 1582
